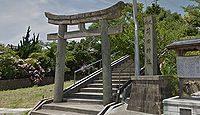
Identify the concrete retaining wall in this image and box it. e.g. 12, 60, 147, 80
0, 77, 55, 90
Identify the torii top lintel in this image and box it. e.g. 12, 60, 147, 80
45, 1, 125, 25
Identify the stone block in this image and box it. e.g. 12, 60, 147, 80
163, 111, 170, 115
128, 75, 174, 114
193, 108, 200, 115
167, 105, 178, 112
170, 111, 179, 115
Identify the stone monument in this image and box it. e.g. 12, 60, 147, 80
144, 16, 158, 75
127, 16, 173, 114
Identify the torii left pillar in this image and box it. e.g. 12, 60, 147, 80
54, 25, 67, 103
101, 20, 112, 105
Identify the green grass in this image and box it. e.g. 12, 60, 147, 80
0, 80, 73, 108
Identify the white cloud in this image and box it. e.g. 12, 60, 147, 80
0, 0, 197, 45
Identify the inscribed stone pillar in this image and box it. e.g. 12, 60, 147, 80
101, 20, 112, 105
144, 16, 158, 75
54, 25, 67, 103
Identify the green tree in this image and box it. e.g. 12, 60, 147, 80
183, 0, 200, 32
17, 26, 42, 59
0, 44, 18, 79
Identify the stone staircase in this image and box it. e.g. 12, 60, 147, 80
30, 56, 134, 115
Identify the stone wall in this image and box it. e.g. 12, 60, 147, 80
0, 77, 55, 90
127, 76, 173, 114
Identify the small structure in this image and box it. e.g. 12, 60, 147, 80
163, 38, 200, 115
45, 1, 124, 105
167, 38, 200, 98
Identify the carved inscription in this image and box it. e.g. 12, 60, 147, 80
144, 16, 158, 75
177, 56, 200, 78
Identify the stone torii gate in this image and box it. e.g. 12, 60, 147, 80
45, 1, 125, 105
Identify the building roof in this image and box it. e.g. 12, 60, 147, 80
166, 38, 200, 51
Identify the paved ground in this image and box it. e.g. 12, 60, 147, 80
0, 108, 31, 115
105, 103, 153, 115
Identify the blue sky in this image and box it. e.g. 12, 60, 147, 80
0, 0, 197, 45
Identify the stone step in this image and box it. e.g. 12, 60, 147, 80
87, 83, 123, 88
71, 92, 103, 99
64, 98, 103, 104
98, 76, 131, 80
114, 69, 134, 73
113, 66, 133, 70
111, 76, 131, 80
41, 102, 103, 115
112, 72, 134, 76
93, 79, 127, 84
114, 63, 134, 68
112, 70, 134, 73
31, 109, 88, 115
80, 87, 118, 93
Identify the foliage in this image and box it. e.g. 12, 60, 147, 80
0, 44, 45, 85
183, 0, 200, 31
0, 45, 19, 79
43, 42, 57, 75
17, 26, 42, 59
29, 52, 51, 74
21, 58, 45, 85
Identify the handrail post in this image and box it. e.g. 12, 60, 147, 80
74, 71, 76, 84
99, 61, 102, 69
118, 70, 121, 90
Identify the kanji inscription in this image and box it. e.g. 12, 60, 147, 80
144, 16, 158, 75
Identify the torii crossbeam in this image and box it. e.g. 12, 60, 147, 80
45, 1, 125, 105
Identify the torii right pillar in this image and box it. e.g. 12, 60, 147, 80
101, 20, 112, 105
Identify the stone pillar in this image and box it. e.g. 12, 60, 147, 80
144, 16, 158, 75
176, 50, 185, 99
54, 25, 67, 103
101, 20, 112, 105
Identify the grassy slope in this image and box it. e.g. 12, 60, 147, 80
0, 80, 73, 108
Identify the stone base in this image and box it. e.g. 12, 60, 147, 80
127, 75, 174, 114
163, 96, 200, 115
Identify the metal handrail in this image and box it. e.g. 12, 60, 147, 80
73, 51, 120, 84
28, 98, 53, 115
115, 48, 169, 103
117, 62, 133, 89
115, 61, 133, 102
63, 55, 130, 96
73, 59, 102, 84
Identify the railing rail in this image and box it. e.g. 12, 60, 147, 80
73, 51, 120, 84
63, 55, 130, 96
115, 61, 133, 103
115, 48, 169, 103
117, 62, 133, 89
